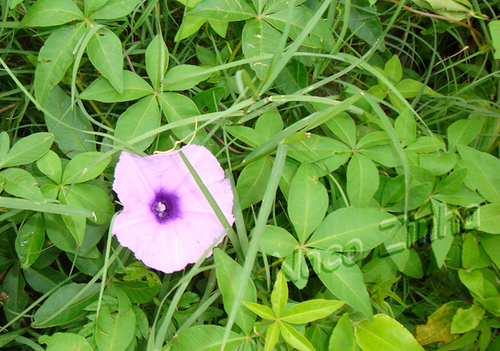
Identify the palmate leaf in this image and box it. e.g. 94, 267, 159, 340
33, 283, 100, 328
188, 0, 256, 21
308, 207, 399, 252
346, 153, 380, 208
308, 250, 373, 320
39, 333, 94, 351
90, 0, 143, 20
114, 95, 160, 151
343, 0, 385, 50
146, 34, 169, 88
44, 86, 96, 158
80, 70, 153, 103
242, 19, 282, 79
95, 288, 136, 351
20, 0, 84, 27
87, 27, 124, 93
356, 314, 425, 351
34, 24, 85, 105
0, 132, 54, 168
15, 212, 45, 270
214, 249, 257, 335
171, 325, 244, 351
288, 162, 328, 244
264, 5, 334, 51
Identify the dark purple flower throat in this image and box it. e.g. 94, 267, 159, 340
151, 192, 178, 223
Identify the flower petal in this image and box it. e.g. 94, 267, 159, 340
112, 145, 235, 274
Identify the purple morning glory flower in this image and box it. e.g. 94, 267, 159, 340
112, 145, 235, 274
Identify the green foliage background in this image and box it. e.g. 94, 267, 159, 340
0, 0, 499, 350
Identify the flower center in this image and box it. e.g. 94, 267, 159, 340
150, 192, 178, 223
152, 200, 170, 220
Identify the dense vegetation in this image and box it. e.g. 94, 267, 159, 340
1, 0, 499, 350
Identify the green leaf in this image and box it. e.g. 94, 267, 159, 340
475, 298, 500, 317
95, 288, 136, 351
457, 145, 500, 204
288, 134, 352, 175
355, 314, 424, 351
288, 162, 328, 244
419, 152, 457, 176
451, 305, 485, 334
66, 184, 114, 225
281, 299, 345, 324
37, 150, 62, 184
394, 108, 416, 147
458, 269, 485, 299
461, 233, 480, 270
243, 302, 275, 320
158, 92, 205, 143
465, 204, 500, 234
33, 283, 99, 328
20, 0, 84, 27
261, 225, 299, 258
308, 250, 373, 320
0, 132, 53, 168
236, 156, 273, 209
477, 234, 500, 269
279, 321, 316, 351
214, 249, 257, 335
265, 5, 335, 50
434, 168, 467, 195
44, 213, 78, 253
146, 34, 169, 88
59, 191, 86, 246
447, 118, 482, 152
385, 55, 403, 84
346, 153, 380, 208
242, 19, 281, 79
44, 87, 96, 158
34, 24, 85, 104
431, 199, 456, 268
282, 250, 309, 289
433, 185, 484, 207
345, 0, 385, 49
264, 322, 280, 351
175, 16, 207, 42
171, 325, 243, 351
360, 144, 401, 168
325, 112, 356, 148
24, 267, 68, 294
112, 280, 161, 304
39, 333, 94, 351
271, 270, 288, 317
2, 264, 29, 329
329, 313, 356, 351
400, 249, 424, 279
162, 65, 211, 91
188, 0, 256, 21
225, 125, 265, 148
90, 0, 142, 20
114, 95, 160, 151
15, 213, 45, 270
80, 70, 153, 102
1, 168, 43, 201
84, 0, 109, 15
412, 0, 473, 21
489, 20, 500, 59
308, 207, 399, 252
275, 59, 308, 94
255, 108, 284, 141
61, 152, 111, 185
87, 27, 124, 93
